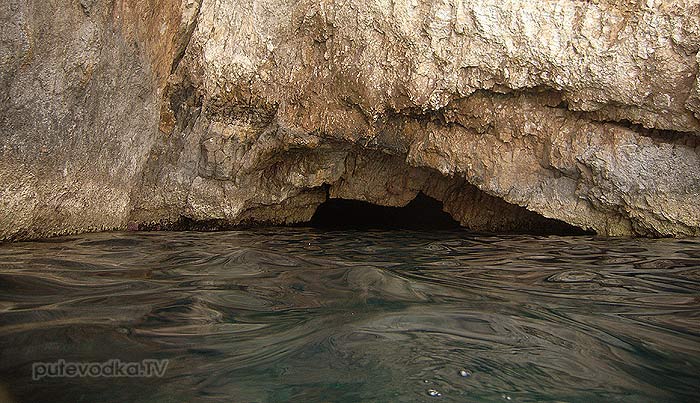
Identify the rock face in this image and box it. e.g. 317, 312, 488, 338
1, 0, 699, 240
0, 0, 200, 240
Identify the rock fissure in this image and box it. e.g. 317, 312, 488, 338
170, 0, 204, 75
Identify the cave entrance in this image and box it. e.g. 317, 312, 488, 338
310, 192, 460, 230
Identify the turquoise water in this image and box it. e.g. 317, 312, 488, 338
0, 229, 698, 402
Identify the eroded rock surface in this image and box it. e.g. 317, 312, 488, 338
0, 0, 200, 240
2, 0, 699, 239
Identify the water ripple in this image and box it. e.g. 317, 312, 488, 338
0, 229, 698, 402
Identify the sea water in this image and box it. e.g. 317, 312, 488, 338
0, 229, 698, 402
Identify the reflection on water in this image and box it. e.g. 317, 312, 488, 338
0, 229, 698, 402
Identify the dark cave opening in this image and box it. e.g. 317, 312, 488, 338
310, 192, 461, 230
309, 191, 593, 235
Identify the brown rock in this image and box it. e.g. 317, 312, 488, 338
1, 0, 699, 240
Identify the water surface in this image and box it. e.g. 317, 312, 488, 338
0, 229, 699, 402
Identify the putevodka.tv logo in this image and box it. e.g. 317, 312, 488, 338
32, 359, 169, 380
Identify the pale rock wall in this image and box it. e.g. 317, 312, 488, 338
0, 0, 198, 240
1, 0, 699, 239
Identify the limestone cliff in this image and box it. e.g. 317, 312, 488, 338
1, 0, 699, 240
